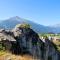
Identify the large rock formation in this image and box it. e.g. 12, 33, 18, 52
0, 24, 60, 60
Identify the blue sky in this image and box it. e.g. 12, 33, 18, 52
0, 0, 60, 26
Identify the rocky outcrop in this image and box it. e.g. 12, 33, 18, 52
0, 24, 60, 60
43, 38, 59, 60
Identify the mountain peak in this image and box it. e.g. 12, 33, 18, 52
9, 16, 20, 20
14, 16, 20, 19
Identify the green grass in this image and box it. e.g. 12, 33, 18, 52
39, 33, 60, 38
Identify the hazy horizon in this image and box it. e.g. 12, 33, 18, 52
0, 0, 60, 26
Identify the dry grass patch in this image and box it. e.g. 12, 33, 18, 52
0, 51, 34, 60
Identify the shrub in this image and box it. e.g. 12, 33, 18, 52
16, 23, 30, 28
0, 43, 5, 51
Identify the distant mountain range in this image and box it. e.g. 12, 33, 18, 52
0, 16, 60, 33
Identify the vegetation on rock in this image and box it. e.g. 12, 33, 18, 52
16, 23, 30, 28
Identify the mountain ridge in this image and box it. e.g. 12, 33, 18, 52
0, 16, 60, 33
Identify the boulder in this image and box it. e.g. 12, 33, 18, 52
0, 24, 60, 60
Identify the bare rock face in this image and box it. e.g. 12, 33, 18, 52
43, 38, 59, 60
0, 29, 16, 50
0, 24, 60, 60
12, 24, 42, 57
